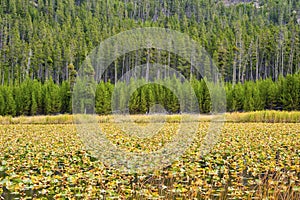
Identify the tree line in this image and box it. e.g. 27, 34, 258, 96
0, 73, 299, 116
1, 0, 300, 116
0, 0, 300, 85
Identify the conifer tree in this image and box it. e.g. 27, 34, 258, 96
60, 81, 71, 114
0, 90, 5, 115
2, 86, 16, 116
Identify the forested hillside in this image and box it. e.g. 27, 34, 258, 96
1, 0, 300, 84
0, 0, 300, 115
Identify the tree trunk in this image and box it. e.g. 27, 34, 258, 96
122, 54, 125, 79
146, 49, 150, 82
135, 50, 139, 80
232, 54, 237, 85
125, 55, 129, 83
166, 51, 170, 78
190, 55, 193, 81
249, 41, 253, 81
238, 42, 243, 83
255, 38, 259, 81
114, 60, 118, 84
65, 62, 69, 81
157, 49, 161, 80
279, 29, 285, 76
259, 51, 264, 80
288, 30, 295, 74
275, 48, 279, 81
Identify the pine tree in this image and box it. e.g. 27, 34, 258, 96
129, 87, 140, 114
0, 90, 5, 115
50, 81, 62, 114
2, 86, 16, 116
31, 92, 37, 116
82, 57, 96, 114
139, 86, 148, 114
13, 86, 22, 116
60, 81, 71, 114
199, 79, 211, 113
20, 78, 33, 115
43, 80, 52, 115
281, 75, 299, 110
243, 82, 254, 112
95, 81, 108, 114
232, 83, 244, 112
267, 81, 278, 110
145, 84, 155, 113
68, 63, 77, 91
252, 83, 263, 111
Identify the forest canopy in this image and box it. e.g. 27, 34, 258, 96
0, 0, 300, 115
1, 0, 300, 84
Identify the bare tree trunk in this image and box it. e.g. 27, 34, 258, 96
126, 55, 129, 83
135, 50, 139, 80
122, 54, 125, 78
249, 41, 253, 81
275, 46, 279, 81
232, 54, 237, 85
288, 29, 295, 74
255, 38, 259, 81
145, 1, 149, 21
146, 49, 150, 82
56, 67, 60, 84
238, 42, 243, 83
278, 14, 284, 76
157, 49, 161, 79
190, 55, 193, 81
166, 51, 170, 78
259, 51, 265, 80
133, 0, 137, 18
114, 60, 118, 84
233, 25, 240, 85
235, 22, 243, 83
281, 45, 284, 76
264, 61, 268, 79
241, 46, 248, 84
26, 49, 32, 77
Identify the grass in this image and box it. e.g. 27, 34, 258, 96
0, 110, 299, 124
226, 110, 300, 123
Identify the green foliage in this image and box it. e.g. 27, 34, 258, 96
95, 81, 112, 115
44, 79, 61, 114
0, 0, 300, 85
281, 74, 300, 110
199, 79, 212, 114
1, 74, 300, 116
1, 86, 16, 116
60, 81, 72, 114
0, 91, 5, 115
0, 0, 300, 116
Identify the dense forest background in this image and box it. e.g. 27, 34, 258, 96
0, 0, 300, 115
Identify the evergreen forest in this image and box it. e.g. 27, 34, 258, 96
1, 0, 300, 116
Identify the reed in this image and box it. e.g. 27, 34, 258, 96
0, 111, 299, 124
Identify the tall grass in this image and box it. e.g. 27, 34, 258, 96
226, 111, 300, 123
0, 111, 299, 124
0, 115, 74, 124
